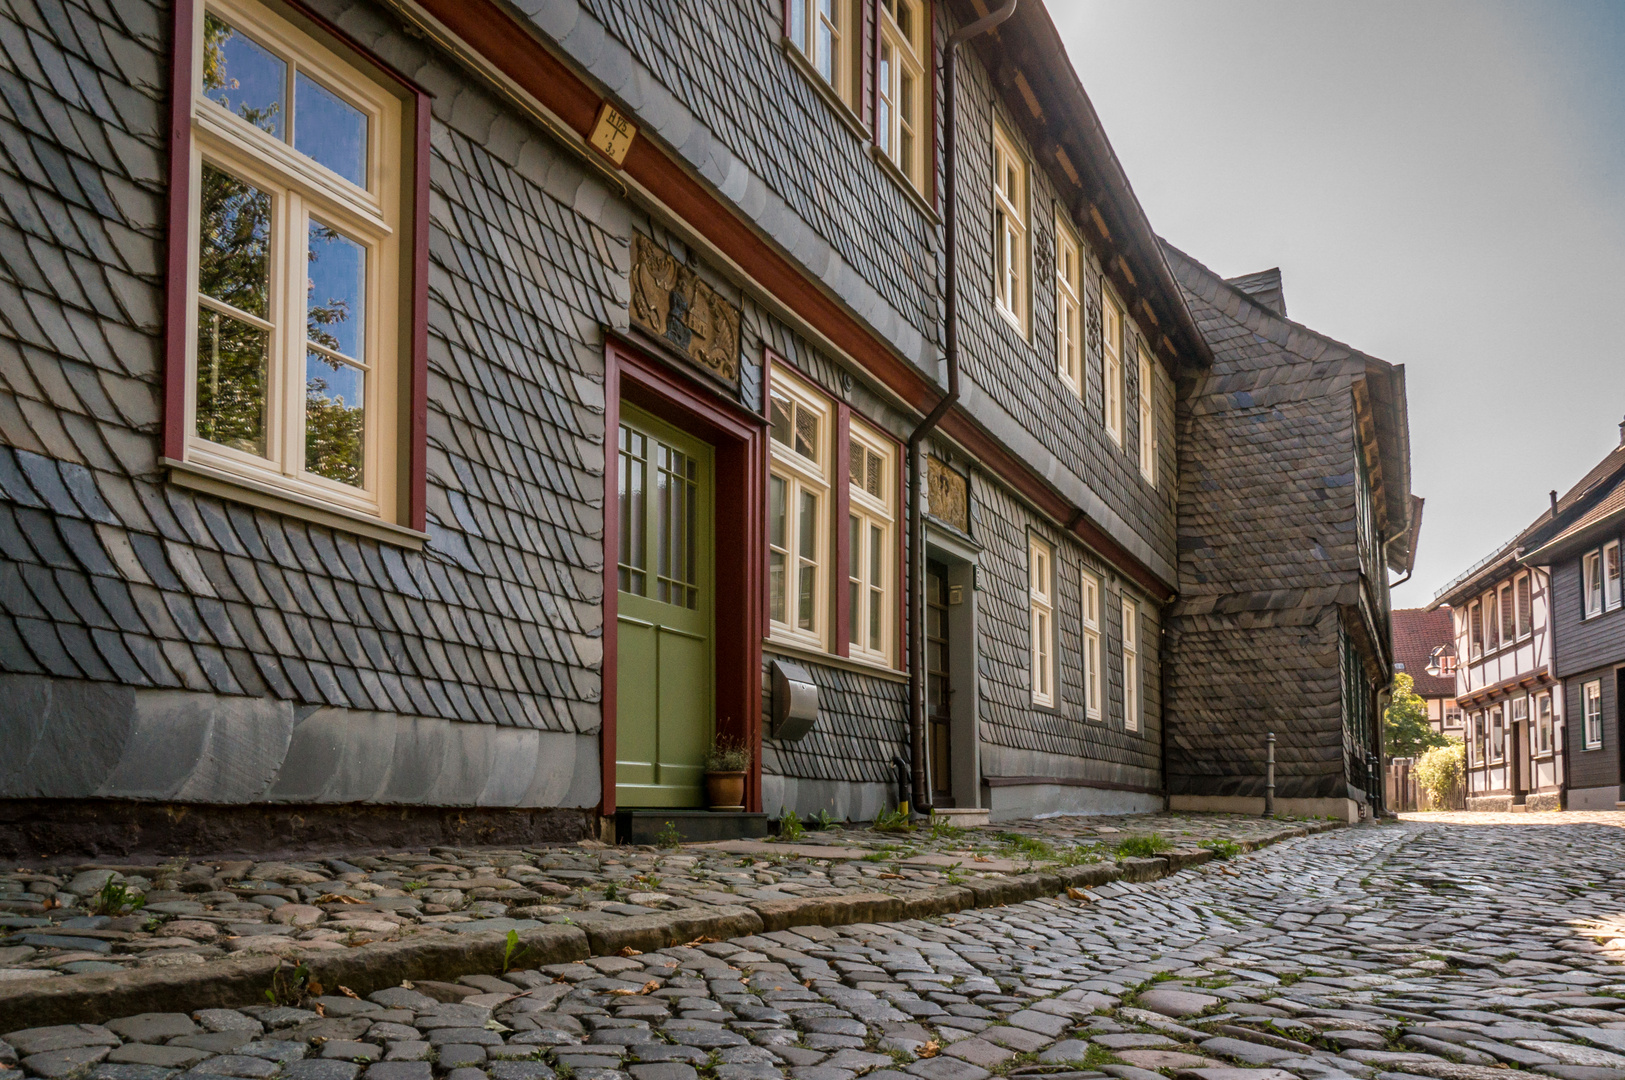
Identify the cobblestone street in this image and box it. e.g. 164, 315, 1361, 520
8, 817, 1625, 1080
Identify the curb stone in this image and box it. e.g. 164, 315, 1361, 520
0, 818, 1345, 1030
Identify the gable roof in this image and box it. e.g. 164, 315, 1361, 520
1436, 433, 1625, 603
1392, 606, 1455, 698
1163, 240, 1415, 572
964, 0, 1212, 368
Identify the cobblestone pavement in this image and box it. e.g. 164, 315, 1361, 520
1401, 811, 1625, 826
10, 817, 1625, 1080
0, 814, 1317, 980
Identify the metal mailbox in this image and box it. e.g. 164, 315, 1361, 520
770, 659, 819, 742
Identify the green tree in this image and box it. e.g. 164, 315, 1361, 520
1384, 672, 1447, 760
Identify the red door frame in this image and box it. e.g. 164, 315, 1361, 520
602, 339, 766, 817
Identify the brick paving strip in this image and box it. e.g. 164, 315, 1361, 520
0, 814, 1340, 1029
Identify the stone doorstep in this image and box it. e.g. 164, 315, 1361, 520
0, 819, 1346, 1032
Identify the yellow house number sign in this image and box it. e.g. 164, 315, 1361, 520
590, 101, 637, 166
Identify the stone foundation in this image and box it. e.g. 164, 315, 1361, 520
1525, 791, 1563, 812
1169, 794, 1364, 823
0, 800, 596, 862
1466, 795, 1515, 812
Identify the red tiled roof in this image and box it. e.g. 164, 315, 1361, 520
1392, 606, 1455, 699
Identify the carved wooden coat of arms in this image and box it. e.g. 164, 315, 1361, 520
629, 233, 741, 388
927, 456, 969, 533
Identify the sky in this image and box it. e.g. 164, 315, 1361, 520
1053, 1, 1625, 609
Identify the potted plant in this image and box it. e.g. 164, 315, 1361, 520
704, 735, 750, 811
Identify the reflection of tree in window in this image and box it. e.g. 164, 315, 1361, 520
196, 164, 271, 456
203, 14, 285, 137
306, 221, 365, 486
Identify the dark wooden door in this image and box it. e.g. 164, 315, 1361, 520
926, 559, 953, 806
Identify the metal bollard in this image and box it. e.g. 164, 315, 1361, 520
1264, 732, 1276, 818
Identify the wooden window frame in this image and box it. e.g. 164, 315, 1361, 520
846, 417, 896, 667
1514, 571, 1532, 639
1122, 595, 1139, 733
1489, 704, 1504, 763
1605, 539, 1622, 611
1055, 211, 1082, 397
876, 0, 926, 193
164, 0, 428, 541
992, 121, 1028, 335
1485, 589, 1500, 652
1585, 550, 1604, 618
1535, 691, 1553, 756
1082, 569, 1101, 721
1138, 349, 1155, 486
1468, 599, 1482, 658
787, 0, 861, 113
1584, 679, 1604, 750
1029, 534, 1054, 707
1102, 286, 1124, 446
767, 364, 833, 652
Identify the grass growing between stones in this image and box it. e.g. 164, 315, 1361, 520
1114, 835, 1171, 858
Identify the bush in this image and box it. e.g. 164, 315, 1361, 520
1414, 739, 1466, 809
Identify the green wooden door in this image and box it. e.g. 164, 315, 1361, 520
616, 405, 714, 807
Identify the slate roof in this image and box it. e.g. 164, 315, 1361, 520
1437, 436, 1625, 602
1391, 607, 1454, 698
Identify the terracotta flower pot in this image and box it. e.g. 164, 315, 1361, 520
705, 770, 746, 810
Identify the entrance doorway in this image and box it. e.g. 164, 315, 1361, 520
926, 559, 953, 806
615, 404, 713, 807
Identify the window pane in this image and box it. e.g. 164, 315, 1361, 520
195, 305, 267, 456
866, 450, 882, 498
305, 350, 364, 485
295, 72, 368, 187
770, 475, 787, 549
799, 490, 817, 561
308, 220, 366, 361
798, 563, 815, 631
791, 0, 806, 50
877, 43, 891, 153
816, 0, 835, 80
1608, 545, 1623, 606
849, 514, 860, 579
870, 523, 882, 584
795, 403, 818, 461
199, 164, 271, 318
770, 551, 786, 624
869, 585, 881, 653
849, 442, 863, 487
771, 395, 794, 447
202, 13, 285, 138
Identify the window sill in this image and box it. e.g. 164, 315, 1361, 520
163, 457, 428, 550
779, 37, 869, 143
765, 636, 907, 683
993, 302, 1027, 340
866, 141, 938, 223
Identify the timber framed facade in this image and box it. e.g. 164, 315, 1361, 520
0, 0, 1414, 850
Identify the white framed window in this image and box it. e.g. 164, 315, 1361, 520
1138, 349, 1156, 486
1484, 590, 1500, 651
1082, 570, 1101, 721
1515, 571, 1532, 639
877, 0, 925, 191
1102, 286, 1124, 445
992, 122, 1028, 334
1511, 694, 1528, 753
1606, 540, 1622, 610
1468, 599, 1482, 657
1489, 705, 1504, 762
1584, 679, 1604, 750
1055, 212, 1082, 397
1029, 535, 1054, 707
1535, 692, 1553, 756
1471, 712, 1484, 766
1585, 550, 1605, 618
768, 365, 831, 650
1498, 582, 1514, 645
187, 0, 402, 521
1444, 702, 1462, 728
1121, 596, 1139, 732
847, 421, 895, 666
788, 0, 857, 108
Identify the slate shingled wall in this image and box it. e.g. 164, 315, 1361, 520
0, 0, 1187, 822
1163, 243, 1376, 803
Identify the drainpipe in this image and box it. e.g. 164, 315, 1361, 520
907, 0, 1019, 817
